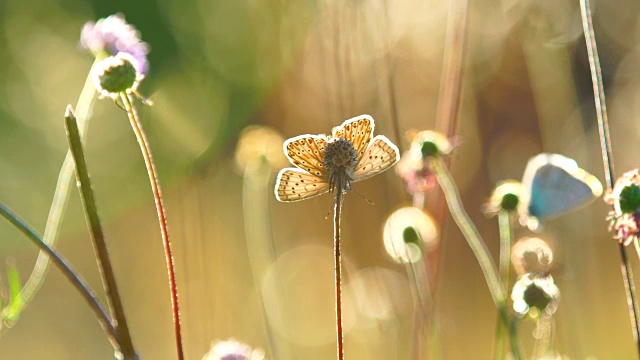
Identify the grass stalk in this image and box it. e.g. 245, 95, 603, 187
120, 93, 184, 360
579, 0, 640, 351
64, 106, 137, 359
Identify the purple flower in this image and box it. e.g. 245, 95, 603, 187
202, 339, 265, 360
80, 13, 150, 75
395, 130, 453, 196
605, 169, 640, 247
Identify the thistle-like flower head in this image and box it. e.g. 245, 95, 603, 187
396, 130, 453, 196
605, 169, 640, 247
80, 13, 150, 75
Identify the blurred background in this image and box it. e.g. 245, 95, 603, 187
0, 0, 640, 358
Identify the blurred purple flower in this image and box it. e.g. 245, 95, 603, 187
395, 151, 436, 195
395, 130, 453, 196
79, 13, 150, 75
202, 339, 265, 360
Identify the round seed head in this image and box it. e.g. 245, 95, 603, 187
92, 53, 143, 99
323, 137, 358, 173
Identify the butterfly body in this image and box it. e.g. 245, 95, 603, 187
520, 153, 603, 229
275, 115, 400, 202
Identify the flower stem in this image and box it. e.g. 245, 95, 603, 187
498, 210, 512, 289
493, 210, 513, 360
242, 159, 280, 360
120, 93, 184, 360
0, 201, 118, 349
65, 106, 137, 359
431, 158, 520, 359
580, 0, 640, 351
334, 190, 345, 360
4, 62, 99, 326
432, 158, 502, 304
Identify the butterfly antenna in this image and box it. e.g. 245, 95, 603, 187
353, 188, 375, 205
325, 203, 334, 220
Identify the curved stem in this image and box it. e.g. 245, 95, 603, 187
65, 107, 137, 359
5, 62, 99, 325
580, 0, 640, 351
0, 201, 117, 348
431, 158, 520, 359
432, 158, 503, 304
334, 190, 344, 360
120, 93, 184, 360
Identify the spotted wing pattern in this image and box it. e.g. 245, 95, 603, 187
275, 168, 330, 202
353, 135, 400, 181
284, 135, 327, 178
332, 115, 374, 161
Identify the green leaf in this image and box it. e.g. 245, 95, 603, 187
3, 260, 24, 325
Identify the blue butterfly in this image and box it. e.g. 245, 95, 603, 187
520, 153, 603, 230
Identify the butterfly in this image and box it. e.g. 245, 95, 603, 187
274, 115, 400, 202
519, 153, 603, 230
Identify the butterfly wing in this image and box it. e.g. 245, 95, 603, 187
521, 153, 603, 224
274, 168, 330, 202
332, 115, 374, 161
352, 135, 400, 182
283, 135, 328, 178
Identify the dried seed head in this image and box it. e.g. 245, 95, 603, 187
323, 137, 358, 172
323, 137, 358, 193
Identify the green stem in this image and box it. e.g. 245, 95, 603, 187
432, 158, 502, 304
498, 210, 512, 289
65, 106, 137, 360
4, 61, 99, 325
0, 201, 117, 348
431, 158, 520, 359
580, 0, 640, 351
242, 159, 280, 360
334, 190, 344, 360
493, 210, 513, 359
120, 93, 184, 360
